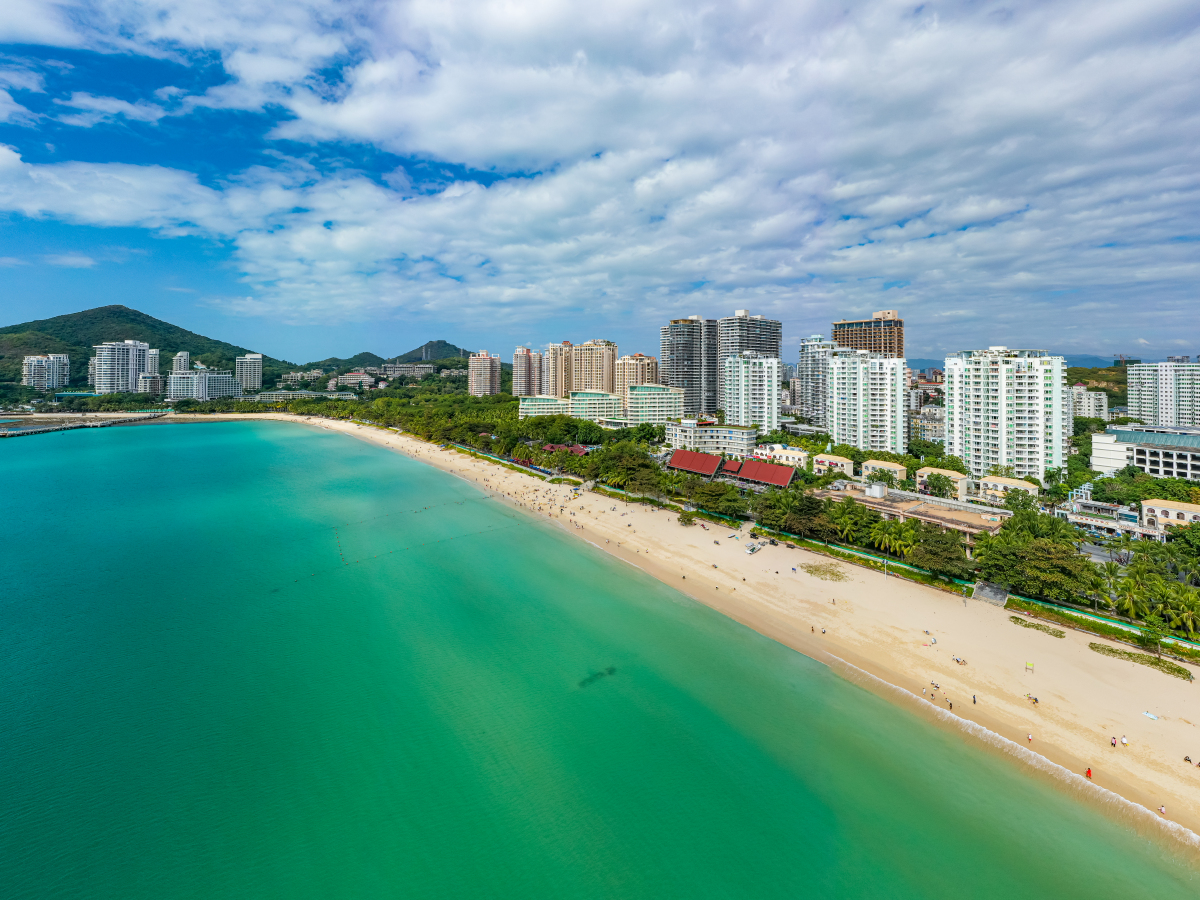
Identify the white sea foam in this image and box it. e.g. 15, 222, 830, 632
825, 652, 1200, 854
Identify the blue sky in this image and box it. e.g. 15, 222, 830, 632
1, 1, 1198, 365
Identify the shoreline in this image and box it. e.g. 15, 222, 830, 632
155, 413, 1200, 851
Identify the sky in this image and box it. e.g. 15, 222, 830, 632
0, 1, 1198, 365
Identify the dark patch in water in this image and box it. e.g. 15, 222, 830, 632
579, 666, 617, 688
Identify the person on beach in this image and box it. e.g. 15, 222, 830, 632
1086, 768, 1092, 779
1028, 734, 1032, 742
1121, 736, 1127, 747
1112, 737, 1117, 747
973, 695, 976, 704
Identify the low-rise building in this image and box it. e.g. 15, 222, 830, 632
166, 370, 242, 401
1142, 499, 1200, 532
752, 444, 809, 468
253, 390, 358, 402
1090, 425, 1200, 480
625, 383, 684, 425
814, 453, 854, 477
908, 405, 944, 443
518, 395, 570, 418
518, 391, 623, 424
979, 475, 1039, 503
384, 363, 437, 378
337, 372, 376, 389
861, 459, 907, 484
915, 466, 971, 501
136, 373, 164, 394
665, 418, 757, 458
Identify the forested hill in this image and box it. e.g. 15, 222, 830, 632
0, 305, 295, 384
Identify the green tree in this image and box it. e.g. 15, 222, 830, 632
1004, 491, 1038, 512
905, 526, 973, 580
925, 473, 955, 498
976, 537, 1094, 603
1139, 612, 1168, 657
866, 469, 896, 487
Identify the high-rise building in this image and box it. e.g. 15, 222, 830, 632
944, 347, 1071, 479
717, 310, 782, 412
795, 334, 843, 429
146, 349, 160, 376
614, 354, 658, 407
831, 309, 904, 358
21, 354, 70, 390
1127, 362, 1200, 427
659, 315, 718, 415
723, 352, 781, 433
92, 340, 153, 394
1167, 356, 1191, 364
166, 370, 242, 401
542, 341, 573, 398
468, 351, 502, 396
235, 353, 263, 392
572, 340, 618, 393
826, 351, 907, 454
173, 351, 191, 372
512, 347, 543, 396
1071, 385, 1109, 420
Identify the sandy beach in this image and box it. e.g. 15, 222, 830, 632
164, 413, 1200, 844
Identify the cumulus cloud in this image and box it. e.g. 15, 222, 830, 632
0, 0, 1198, 353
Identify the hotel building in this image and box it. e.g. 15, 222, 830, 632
723, 351, 781, 433
571, 340, 618, 393
468, 351, 502, 396
943, 347, 1070, 480
235, 353, 263, 393
1127, 362, 1200, 427
1090, 424, 1200, 480
172, 351, 190, 372
660, 316, 718, 415
831, 309, 904, 358
717, 310, 781, 412
625, 383, 684, 425
511, 347, 543, 397
664, 418, 757, 458
93, 340, 156, 394
794, 335, 843, 429
1071, 385, 1109, 420
826, 351, 907, 454
166, 370, 242, 401
614, 354, 658, 406
21, 354, 70, 390
542, 341, 574, 398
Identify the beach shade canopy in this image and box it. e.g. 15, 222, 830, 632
666, 449, 722, 477
736, 458, 796, 488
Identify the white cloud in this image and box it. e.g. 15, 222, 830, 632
0, 0, 1197, 353
44, 253, 96, 267
54, 92, 167, 126
0, 255, 27, 265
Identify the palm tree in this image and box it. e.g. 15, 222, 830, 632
1167, 589, 1200, 638
869, 520, 894, 555
1113, 580, 1148, 621
606, 470, 629, 505
1110, 533, 1138, 566
894, 522, 919, 559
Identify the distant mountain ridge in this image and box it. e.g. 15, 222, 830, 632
0, 305, 295, 385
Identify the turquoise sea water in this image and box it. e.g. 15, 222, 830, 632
1, 420, 1197, 899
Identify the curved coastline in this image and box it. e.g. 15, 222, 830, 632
156, 413, 1200, 854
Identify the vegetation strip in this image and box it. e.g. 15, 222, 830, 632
1009, 616, 1066, 638
1087, 643, 1194, 681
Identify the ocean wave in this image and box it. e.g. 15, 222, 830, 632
825, 652, 1200, 855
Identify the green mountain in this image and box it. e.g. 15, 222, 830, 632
301, 351, 388, 371
0, 305, 295, 386
391, 340, 471, 363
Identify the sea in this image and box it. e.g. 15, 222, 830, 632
1, 420, 1196, 898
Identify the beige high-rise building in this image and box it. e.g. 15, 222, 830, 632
542, 341, 574, 398
512, 347, 543, 396
571, 340, 618, 393
832, 309, 904, 358
468, 351, 502, 396
614, 353, 658, 405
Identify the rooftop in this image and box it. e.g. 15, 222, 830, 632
666, 449, 722, 477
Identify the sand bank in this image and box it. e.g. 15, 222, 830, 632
163, 413, 1200, 842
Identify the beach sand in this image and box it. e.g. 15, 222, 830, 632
164, 413, 1200, 842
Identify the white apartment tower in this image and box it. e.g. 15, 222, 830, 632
572, 340, 618, 393
614, 354, 659, 406
542, 341, 573, 398
944, 347, 1071, 479
173, 351, 191, 372
1127, 362, 1200, 427
21, 354, 71, 390
826, 352, 907, 454
146, 349, 160, 376
235, 353, 263, 392
717, 310, 782, 413
795, 335, 842, 429
1071, 385, 1109, 420
468, 351, 502, 396
723, 352, 781, 433
659, 315, 718, 415
512, 347, 543, 397
92, 340, 154, 394
166, 370, 242, 401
